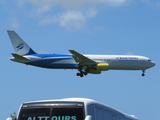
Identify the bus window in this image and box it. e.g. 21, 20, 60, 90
18, 108, 50, 120
18, 108, 84, 120
18, 102, 85, 120
51, 108, 84, 120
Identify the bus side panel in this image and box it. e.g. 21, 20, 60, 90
95, 106, 111, 120
94, 104, 125, 120
125, 118, 132, 120
87, 104, 95, 120
112, 114, 124, 120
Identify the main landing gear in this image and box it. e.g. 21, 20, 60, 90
76, 70, 88, 77
76, 65, 89, 77
142, 70, 145, 76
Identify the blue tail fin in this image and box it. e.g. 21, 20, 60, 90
7, 30, 36, 55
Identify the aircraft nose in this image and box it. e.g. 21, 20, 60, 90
151, 61, 156, 67
149, 61, 156, 68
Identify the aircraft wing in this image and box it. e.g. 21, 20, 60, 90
69, 50, 96, 65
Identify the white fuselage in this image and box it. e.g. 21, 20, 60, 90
85, 55, 155, 70
11, 54, 155, 70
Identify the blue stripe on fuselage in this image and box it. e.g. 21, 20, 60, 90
26, 48, 37, 55
30, 54, 72, 58
26, 54, 78, 69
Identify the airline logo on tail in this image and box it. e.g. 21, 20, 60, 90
16, 42, 24, 51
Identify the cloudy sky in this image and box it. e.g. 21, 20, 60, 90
1, 0, 160, 120
2, 0, 160, 30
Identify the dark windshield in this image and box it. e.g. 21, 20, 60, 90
51, 108, 84, 120
18, 108, 84, 120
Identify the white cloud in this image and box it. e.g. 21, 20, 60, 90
94, 0, 128, 6
59, 11, 86, 29
23, 0, 128, 13
125, 52, 135, 55
156, 2, 160, 8
38, 49, 50, 54
10, 17, 19, 29
17, 0, 128, 30
141, 0, 160, 8
39, 9, 97, 30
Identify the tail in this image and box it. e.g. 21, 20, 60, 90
7, 30, 36, 55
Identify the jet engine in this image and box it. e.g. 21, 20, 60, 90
92, 63, 109, 71
88, 69, 101, 74
88, 63, 109, 74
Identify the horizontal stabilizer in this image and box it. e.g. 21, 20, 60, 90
11, 53, 30, 63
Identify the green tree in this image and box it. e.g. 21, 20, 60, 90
10, 112, 16, 118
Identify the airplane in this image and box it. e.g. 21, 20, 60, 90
7, 30, 155, 77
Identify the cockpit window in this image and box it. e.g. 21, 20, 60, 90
148, 59, 152, 61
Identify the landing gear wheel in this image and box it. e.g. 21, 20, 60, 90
76, 67, 89, 77
76, 73, 80, 76
80, 74, 84, 77
80, 71, 84, 77
76, 72, 84, 77
142, 73, 145, 76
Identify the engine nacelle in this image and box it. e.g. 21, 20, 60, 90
88, 69, 101, 74
92, 63, 109, 71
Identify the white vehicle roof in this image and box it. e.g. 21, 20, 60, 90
23, 98, 138, 120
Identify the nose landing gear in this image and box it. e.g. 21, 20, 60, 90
142, 70, 145, 76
